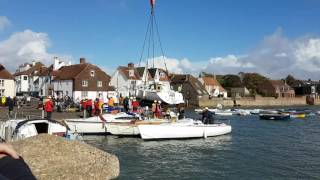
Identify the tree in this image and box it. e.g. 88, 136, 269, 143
285, 74, 301, 87
220, 74, 243, 88
242, 73, 269, 95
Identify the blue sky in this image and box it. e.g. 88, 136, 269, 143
1, 0, 320, 79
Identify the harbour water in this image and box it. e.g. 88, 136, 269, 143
85, 107, 320, 179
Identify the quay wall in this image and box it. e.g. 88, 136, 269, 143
197, 96, 319, 108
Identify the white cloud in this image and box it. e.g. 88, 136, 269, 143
0, 29, 72, 72
0, 16, 11, 31
153, 29, 320, 80
138, 56, 202, 75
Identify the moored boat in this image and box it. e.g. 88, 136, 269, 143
259, 113, 290, 120
0, 119, 67, 142
138, 120, 232, 140
64, 112, 138, 135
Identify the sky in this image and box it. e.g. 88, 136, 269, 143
0, 0, 320, 79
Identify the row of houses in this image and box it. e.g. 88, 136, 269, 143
1, 57, 317, 105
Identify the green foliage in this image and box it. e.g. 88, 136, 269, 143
242, 73, 269, 94
220, 74, 243, 88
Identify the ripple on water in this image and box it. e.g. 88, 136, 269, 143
85, 108, 320, 180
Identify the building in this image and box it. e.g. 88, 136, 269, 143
37, 57, 71, 97
0, 64, 15, 97
291, 80, 320, 97
258, 80, 295, 98
170, 74, 208, 106
53, 58, 113, 102
230, 87, 251, 98
110, 63, 170, 97
199, 76, 227, 98
14, 61, 45, 96
110, 63, 142, 97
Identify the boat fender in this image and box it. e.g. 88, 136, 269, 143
203, 128, 207, 139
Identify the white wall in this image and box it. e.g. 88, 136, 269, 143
0, 79, 15, 97
74, 91, 109, 102
53, 80, 73, 98
16, 75, 29, 93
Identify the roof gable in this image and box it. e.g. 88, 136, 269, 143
0, 64, 14, 80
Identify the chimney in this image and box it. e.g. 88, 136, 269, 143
80, 58, 86, 64
128, 62, 134, 68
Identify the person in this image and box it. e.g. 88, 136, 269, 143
202, 107, 214, 124
178, 106, 185, 119
132, 97, 139, 113
151, 100, 157, 118
94, 98, 100, 116
123, 96, 129, 112
128, 97, 133, 112
0, 143, 36, 179
1, 96, 6, 106
86, 99, 93, 117
7, 96, 14, 119
155, 101, 162, 118
108, 97, 114, 112
44, 96, 54, 120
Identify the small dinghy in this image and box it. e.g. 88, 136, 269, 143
0, 119, 67, 142
138, 119, 232, 140
259, 113, 290, 121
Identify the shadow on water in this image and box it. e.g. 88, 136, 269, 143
85, 107, 320, 180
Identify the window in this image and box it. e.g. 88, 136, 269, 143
23, 76, 28, 80
81, 91, 88, 98
0, 80, 4, 87
0, 89, 4, 96
97, 81, 102, 87
129, 70, 134, 77
160, 72, 166, 78
66, 91, 69, 95
82, 80, 88, 87
90, 70, 95, 77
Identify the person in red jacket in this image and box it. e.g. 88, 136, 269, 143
132, 97, 140, 113
44, 96, 54, 120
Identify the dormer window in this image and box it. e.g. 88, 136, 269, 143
90, 70, 95, 77
82, 80, 88, 87
129, 70, 134, 77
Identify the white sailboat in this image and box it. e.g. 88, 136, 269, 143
138, 119, 232, 140
133, 0, 184, 105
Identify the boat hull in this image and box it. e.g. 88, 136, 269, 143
259, 114, 290, 120
138, 123, 232, 140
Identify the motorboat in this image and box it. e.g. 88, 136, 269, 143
64, 112, 138, 135
138, 119, 232, 140
0, 119, 67, 142
259, 113, 290, 121
290, 112, 306, 118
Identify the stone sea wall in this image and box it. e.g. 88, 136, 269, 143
11, 134, 120, 180
198, 96, 315, 108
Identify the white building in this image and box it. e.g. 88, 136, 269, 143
0, 64, 15, 97
199, 76, 227, 98
14, 61, 45, 96
38, 57, 71, 97
53, 58, 113, 102
110, 63, 171, 97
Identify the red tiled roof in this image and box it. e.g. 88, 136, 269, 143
201, 77, 226, 92
118, 66, 141, 80
53, 63, 88, 80
14, 62, 45, 76
0, 64, 14, 80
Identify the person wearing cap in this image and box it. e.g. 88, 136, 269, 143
44, 96, 54, 120
202, 107, 214, 124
